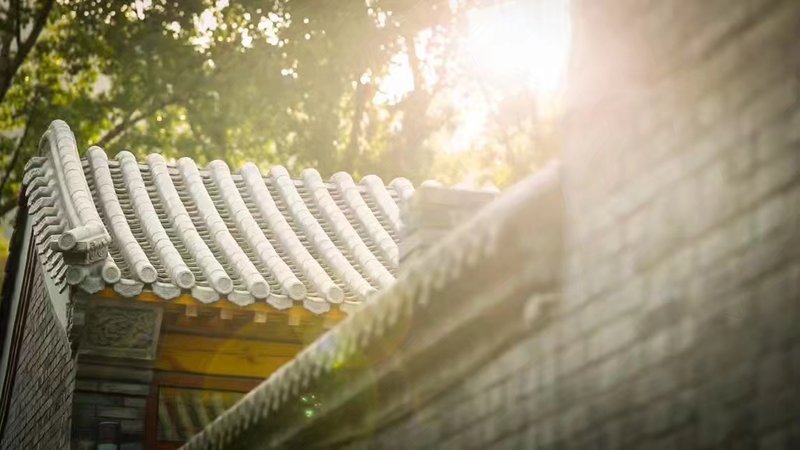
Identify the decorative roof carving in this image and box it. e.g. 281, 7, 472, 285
23, 120, 112, 289
23, 121, 414, 314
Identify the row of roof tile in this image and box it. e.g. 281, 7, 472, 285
24, 121, 414, 314
181, 160, 563, 450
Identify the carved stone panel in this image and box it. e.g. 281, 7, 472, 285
78, 303, 163, 360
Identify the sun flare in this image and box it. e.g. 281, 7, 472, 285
460, 0, 572, 96
375, 0, 571, 153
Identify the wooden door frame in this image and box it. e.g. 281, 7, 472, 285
145, 371, 262, 449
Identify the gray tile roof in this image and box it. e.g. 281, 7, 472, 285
23, 120, 414, 314
181, 160, 563, 450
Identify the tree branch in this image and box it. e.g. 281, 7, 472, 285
404, 33, 423, 92
12, 0, 55, 67
0, 197, 18, 220
0, 114, 32, 198
95, 110, 148, 147
14, 0, 22, 45
346, 81, 369, 163
0, 1, 18, 66
0, 0, 56, 104
95, 97, 179, 147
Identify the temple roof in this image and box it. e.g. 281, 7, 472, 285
181, 161, 563, 450
23, 120, 414, 314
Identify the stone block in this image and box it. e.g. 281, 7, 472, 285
593, 382, 634, 419
530, 387, 557, 420
756, 261, 800, 310
641, 330, 670, 368
740, 228, 798, 288
588, 319, 636, 362
560, 404, 589, 436
697, 400, 753, 447
96, 381, 150, 397
712, 362, 755, 405
120, 443, 143, 450
644, 400, 673, 436
595, 354, 624, 393
120, 419, 144, 434
752, 150, 800, 204
755, 194, 788, 239
75, 379, 99, 392
637, 297, 687, 340
755, 388, 800, 432
123, 397, 147, 408
635, 364, 683, 404
755, 106, 800, 164
558, 341, 587, 376
74, 392, 124, 407
97, 406, 141, 420
757, 353, 791, 395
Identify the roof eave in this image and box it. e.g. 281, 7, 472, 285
182, 161, 565, 450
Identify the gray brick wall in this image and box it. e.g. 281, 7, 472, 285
339, 0, 800, 448
1, 259, 75, 450
72, 380, 149, 450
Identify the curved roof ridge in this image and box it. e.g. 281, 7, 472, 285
23, 120, 111, 287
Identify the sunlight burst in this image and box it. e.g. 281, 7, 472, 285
375, 0, 571, 153
461, 0, 571, 95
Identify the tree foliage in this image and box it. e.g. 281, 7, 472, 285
0, 0, 560, 219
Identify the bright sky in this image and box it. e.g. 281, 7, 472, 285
461, 0, 571, 94
377, 0, 572, 152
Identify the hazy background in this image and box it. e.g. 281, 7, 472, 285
0, 0, 571, 282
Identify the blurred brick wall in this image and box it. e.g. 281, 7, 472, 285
558, 0, 800, 447
1, 260, 75, 449
341, 0, 800, 448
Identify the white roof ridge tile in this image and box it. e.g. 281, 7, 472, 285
44, 121, 108, 251
25, 121, 110, 287
303, 168, 394, 290
87, 147, 157, 284
390, 177, 415, 204
177, 157, 268, 304
270, 166, 374, 299
361, 174, 402, 235
116, 151, 195, 290
147, 153, 233, 296
21, 121, 459, 315
332, 172, 399, 268
240, 163, 343, 304
207, 160, 305, 301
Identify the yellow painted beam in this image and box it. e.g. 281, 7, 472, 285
155, 333, 304, 379
94, 288, 347, 323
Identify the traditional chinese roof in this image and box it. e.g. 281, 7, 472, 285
182, 161, 564, 450
22, 120, 414, 314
